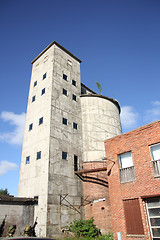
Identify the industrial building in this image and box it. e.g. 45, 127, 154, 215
18, 41, 122, 238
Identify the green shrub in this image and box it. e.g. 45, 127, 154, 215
68, 217, 99, 238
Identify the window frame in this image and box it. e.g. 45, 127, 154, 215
72, 80, 76, 86
29, 123, 33, 131
63, 88, 67, 96
39, 117, 43, 125
62, 117, 67, 125
118, 152, 136, 183
32, 95, 36, 102
72, 94, 76, 101
62, 151, 67, 160
36, 151, 41, 160
43, 73, 46, 80
41, 88, 45, 95
34, 81, 37, 87
73, 122, 78, 130
63, 74, 67, 81
26, 156, 30, 164
150, 143, 160, 177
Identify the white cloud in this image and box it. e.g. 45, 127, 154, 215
143, 101, 160, 123
120, 106, 139, 131
0, 160, 18, 176
0, 111, 26, 145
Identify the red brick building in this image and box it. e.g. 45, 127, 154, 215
104, 120, 160, 240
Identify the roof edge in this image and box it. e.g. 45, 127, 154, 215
80, 93, 121, 114
31, 41, 82, 64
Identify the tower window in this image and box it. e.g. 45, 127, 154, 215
29, 123, 33, 131
62, 151, 67, 160
43, 73, 46, 80
34, 81, 37, 87
72, 94, 76, 101
26, 156, 30, 164
74, 155, 78, 171
36, 151, 41, 160
41, 88, 45, 95
72, 80, 76, 86
63, 88, 67, 96
62, 118, 67, 125
32, 95, 36, 102
73, 122, 78, 130
39, 117, 43, 125
63, 74, 67, 81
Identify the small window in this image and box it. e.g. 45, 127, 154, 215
63, 74, 67, 81
26, 156, 30, 164
72, 94, 76, 101
119, 152, 136, 183
67, 60, 72, 66
74, 155, 78, 171
43, 73, 46, 80
72, 80, 76, 86
62, 151, 67, 160
63, 88, 67, 96
41, 88, 45, 95
36, 151, 41, 160
73, 122, 77, 130
32, 95, 36, 102
150, 143, 160, 177
62, 118, 67, 125
34, 81, 37, 87
29, 123, 33, 131
39, 117, 43, 125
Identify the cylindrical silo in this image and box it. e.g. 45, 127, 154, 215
80, 94, 122, 162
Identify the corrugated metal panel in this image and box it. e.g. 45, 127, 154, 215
123, 198, 144, 235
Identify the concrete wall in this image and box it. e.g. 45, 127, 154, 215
0, 197, 36, 237
104, 120, 160, 240
81, 95, 122, 162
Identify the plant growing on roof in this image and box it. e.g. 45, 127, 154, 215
96, 82, 102, 95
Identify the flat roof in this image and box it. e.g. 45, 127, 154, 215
31, 41, 82, 64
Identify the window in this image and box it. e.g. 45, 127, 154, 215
26, 156, 30, 164
123, 199, 144, 235
150, 143, 160, 177
62, 118, 67, 125
63, 74, 67, 81
72, 94, 76, 101
63, 88, 67, 96
32, 95, 36, 102
39, 117, 43, 125
29, 123, 33, 131
72, 80, 76, 86
34, 81, 37, 87
73, 122, 77, 130
41, 88, 45, 95
43, 73, 46, 80
62, 151, 67, 160
119, 152, 136, 183
74, 155, 78, 171
36, 151, 41, 160
67, 60, 72, 66
146, 197, 160, 239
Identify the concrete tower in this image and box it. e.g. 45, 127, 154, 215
18, 42, 84, 237
18, 41, 122, 238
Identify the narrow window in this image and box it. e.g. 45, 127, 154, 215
62, 151, 67, 160
72, 80, 76, 86
32, 95, 36, 102
29, 123, 33, 131
43, 73, 46, 80
26, 156, 30, 164
63, 74, 67, 81
123, 199, 144, 235
41, 88, 45, 95
150, 143, 160, 177
62, 118, 67, 125
72, 94, 76, 101
73, 122, 78, 130
36, 151, 41, 160
34, 81, 37, 87
119, 152, 136, 183
74, 155, 78, 171
39, 117, 43, 125
63, 88, 67, 96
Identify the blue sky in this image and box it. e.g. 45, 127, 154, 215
0, 0, 160, 196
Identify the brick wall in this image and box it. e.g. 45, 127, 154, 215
83, 161, 112, 234
104, 120, 160, 240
